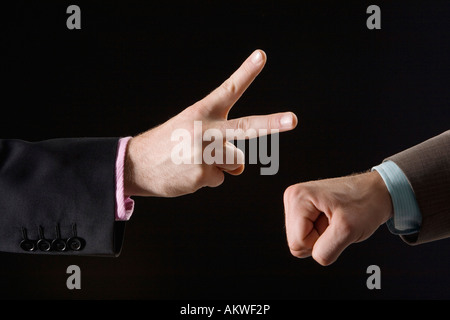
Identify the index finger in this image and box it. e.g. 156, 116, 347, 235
200, 50, 267, 118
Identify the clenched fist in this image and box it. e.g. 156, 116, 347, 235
283, 171, 394, 266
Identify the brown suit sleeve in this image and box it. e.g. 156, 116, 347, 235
385, 130, 450, 245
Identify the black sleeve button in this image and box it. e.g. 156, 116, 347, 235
36, 226, 52, 252
67, 224, 84, 251
20, 225, 85, 252
67, 237, 84, 251
37, 239, 52, 252
20, 227, 36, 252
51, 238, 67, 252
51, 224, 66, 252
20, 239, 36, 252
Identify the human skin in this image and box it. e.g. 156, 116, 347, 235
283, 171, 394, 266
123, 50, 298, 197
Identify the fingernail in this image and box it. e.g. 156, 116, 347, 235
280, 114, 294, 128
251, 50, 263, 64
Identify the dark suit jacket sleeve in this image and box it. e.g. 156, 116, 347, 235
385, 130, 450, 245
0, 138, 125, 256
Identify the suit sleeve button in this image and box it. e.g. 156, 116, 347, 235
37, 239, 52, 252
20, 239, 36, 252
37, 226, 51, 252
67, 237, 84, 251
51, 239, 67, 252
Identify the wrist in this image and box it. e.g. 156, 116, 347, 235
123, 136, 152, 197
369, 170, 394, 223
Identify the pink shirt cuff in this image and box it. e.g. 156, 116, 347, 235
115, 137, 135, 221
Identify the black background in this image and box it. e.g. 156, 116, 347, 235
1, 0, 450, 302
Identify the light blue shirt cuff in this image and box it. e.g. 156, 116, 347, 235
372, 160, 422, 235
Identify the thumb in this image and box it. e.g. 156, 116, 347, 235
311, 217, 354, 266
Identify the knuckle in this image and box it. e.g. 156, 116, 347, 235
283, 185, 297, 204
221, 79, 238, 97
216, 171, 225, 186
289, 248, 303, 258
283, 184, 310, 206
192, 166, 208, 186
289, 246, 311, 258
286, 234, 309, 253
335, 217, 355, 240
195, 167, 225, 188
236, 117, 249, 131
206, 169, 225, 188
288, 242, 306, 253
266, 116, 274, 131
210, 169, 225, 187
312, 251, 332, 266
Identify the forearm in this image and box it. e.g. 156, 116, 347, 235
0, 137, 124, 256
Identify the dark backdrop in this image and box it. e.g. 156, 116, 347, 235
1, 0, 450, 301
